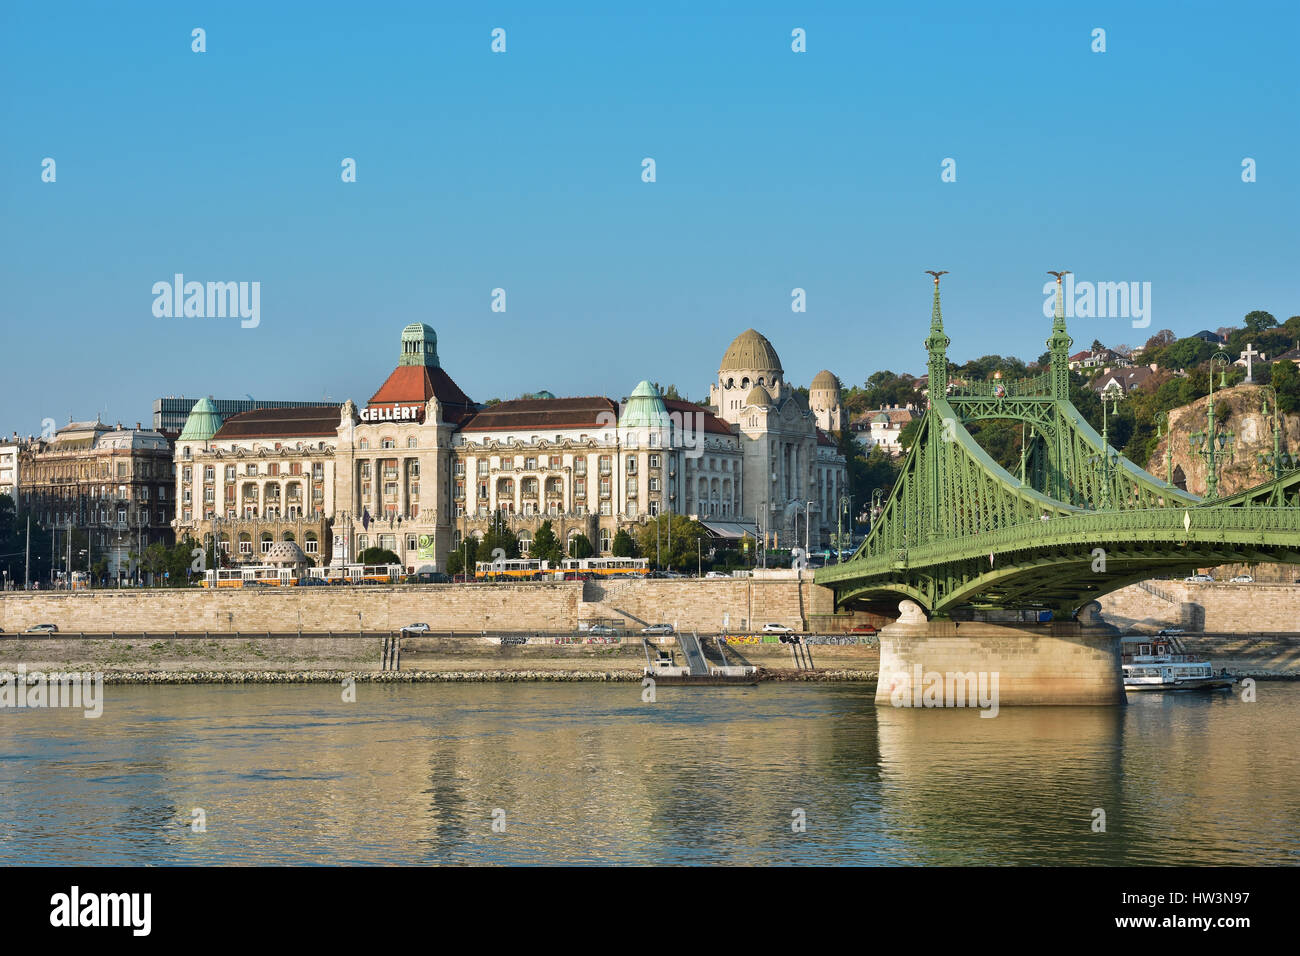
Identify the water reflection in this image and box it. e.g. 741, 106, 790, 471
0, 683, 1296, 865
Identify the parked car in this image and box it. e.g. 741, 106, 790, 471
586, 625, 621, 636
640, 623, 675, 635
400, 623, 431, 635
1184, 574, 1215, 583
296, 577, 329, 587
762, 623, 794, 634
1156, 627, 1186, 637
848, 624, 878, 635
1229, 575, 1254, 584
705, 571, 731, 579
24, 623, 59, 634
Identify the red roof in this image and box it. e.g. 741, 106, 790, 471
460, 397, 618, 432
663, 399, 734, 436
367, 366, 476, 425
213, 407, 339, 440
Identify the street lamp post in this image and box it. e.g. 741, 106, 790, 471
1189, 350, 1235, 499
1257, 387, 1294, 479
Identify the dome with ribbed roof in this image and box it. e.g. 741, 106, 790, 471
264, 541, 308, 566
620, 380, 670, 430
810, 370, 840, 392
178, 398, 223, 442
720, 329, 783, 375
745, 386, 775, 408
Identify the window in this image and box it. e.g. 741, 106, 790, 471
304, 535, 318, 554
599, 477, 611, 498
226, 465, 236, 480
575, 458, 586, 475
574, 478, 586, 497
239, 535, 252, 554
627, 459, 638, 475
598, 529, 612, 552
359, 438, 370, 450
182, 466, 192, 482
408, 436, 418, 448
290, 462, 302, 476
312, 463, 324, 480
477, 459, 489, 476
379, 534, 396, 551
599, 455, 611, 475
204, 465, 215, 480
649, 477, 661, 492
361, 462, 372, 479
356, 535, 368, 551
382, 438, 395, 449
267, 463, 279, 476
524, 456, 536, 470
246, 463, 258, 476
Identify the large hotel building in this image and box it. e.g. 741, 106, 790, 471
173, 323, 848, 570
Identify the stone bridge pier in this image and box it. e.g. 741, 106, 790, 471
875, 600, 1124, 708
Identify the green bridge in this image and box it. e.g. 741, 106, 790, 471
817, 274, 1300, 620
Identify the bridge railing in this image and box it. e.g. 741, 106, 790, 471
822, 505, 1300, 581
946, 372, 1052, 399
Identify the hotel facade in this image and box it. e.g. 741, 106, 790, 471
173, 323, 847, 570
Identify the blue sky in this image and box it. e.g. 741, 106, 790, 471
2, 0, 1296, 433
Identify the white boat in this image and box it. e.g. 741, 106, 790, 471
1121, 635, 1235, 692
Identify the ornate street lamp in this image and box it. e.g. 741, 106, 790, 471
1256, 387, 1294, 479
1188, 351, 1235, 499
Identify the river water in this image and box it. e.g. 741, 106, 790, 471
1, 682, 1296, 865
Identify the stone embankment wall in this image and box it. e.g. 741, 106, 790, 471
0, 576, 885, 635
1097, 581, 1300, 634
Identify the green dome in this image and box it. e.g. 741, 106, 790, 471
178, 398, 223, 442
398, 323, 439, 368
620, 381, 670, 430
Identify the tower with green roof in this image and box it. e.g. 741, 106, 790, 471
398, 323, 439, 368
178, 397, 224, 443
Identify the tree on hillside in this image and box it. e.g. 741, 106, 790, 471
1157, 337, 1216, 371
1273, 361, 1300, 414
1243, 310, 1278, 334
1091, 339, 1106, 353
1144, 329, 1176, 352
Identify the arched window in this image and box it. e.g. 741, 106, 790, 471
518, 532, 533, 555
407, 436, 418, 448
260, 532, 273, 553
358, 438, 370, 450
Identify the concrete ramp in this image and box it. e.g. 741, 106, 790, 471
677, 631, 710, 676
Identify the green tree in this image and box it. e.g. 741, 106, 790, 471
1243, 310, 1278, 334
568, 533, 594, 558
611, 528, 638, 558
1272, 361, 1300, 414
480, 510, 519, 561
635, 513, 706, 570
530, 519, 563, 566
1157, 337, 1216, 371
358, 547, 401, 565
